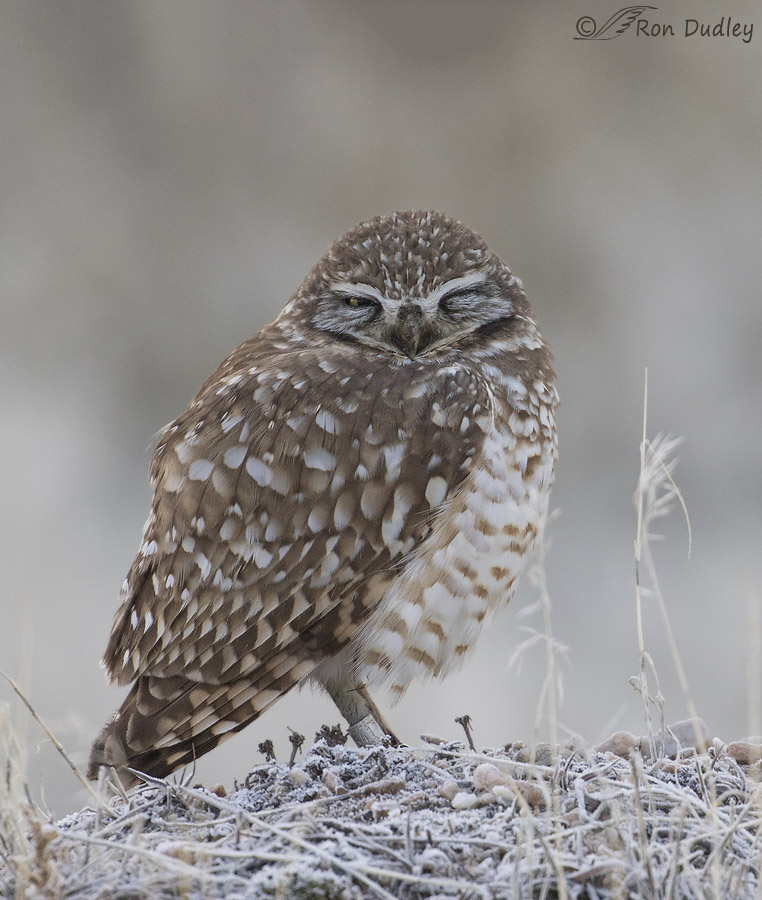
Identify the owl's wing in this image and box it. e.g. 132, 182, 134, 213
104, 336, 493, 698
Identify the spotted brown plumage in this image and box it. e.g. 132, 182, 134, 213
89, 210, 558, 783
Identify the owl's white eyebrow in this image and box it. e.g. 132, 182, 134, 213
424, 271, 489, 308
330, 282, 387, 304
331, 272, 489, 310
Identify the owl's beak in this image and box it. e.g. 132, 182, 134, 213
395, 304, 424, 359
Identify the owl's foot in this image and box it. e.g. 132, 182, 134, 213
323, 680, 400, 747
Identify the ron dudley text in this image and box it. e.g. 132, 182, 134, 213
636, 16, 754, 43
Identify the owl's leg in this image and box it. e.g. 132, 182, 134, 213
355, 684, 400, 745
323, 681, 400, 747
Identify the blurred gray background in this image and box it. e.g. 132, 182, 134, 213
2, 1, 761, 815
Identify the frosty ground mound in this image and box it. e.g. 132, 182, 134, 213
4, 722, 762, 899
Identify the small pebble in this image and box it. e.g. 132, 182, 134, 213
438, 780, 460, 801
288, 769, 310, 787
322, 771, 343, 793
565, 734, 588, 754
514, 743, 557, 765
491, 781, 544, 808
640, 719, 708, 758
451, 791, 479, 810
515, 782, 545, 808
492, 785, 514, 805
727, 741, 762, 765
473, 763, 507, 792
596, 731, 638, 757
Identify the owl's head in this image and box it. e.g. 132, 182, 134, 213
283, 210, 533, 360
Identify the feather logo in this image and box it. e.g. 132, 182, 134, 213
575, 6, 657, 39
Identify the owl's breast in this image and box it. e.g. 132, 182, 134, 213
350, 379, 558, 696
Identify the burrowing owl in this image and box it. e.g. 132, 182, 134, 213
89, 210, 557, 783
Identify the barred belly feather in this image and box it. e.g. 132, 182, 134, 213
323, 376, 557, 696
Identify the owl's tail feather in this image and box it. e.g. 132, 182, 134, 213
88, 657, 309, 785
87, 687, 241, 787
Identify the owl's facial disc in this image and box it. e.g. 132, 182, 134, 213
312, 271, 515, 359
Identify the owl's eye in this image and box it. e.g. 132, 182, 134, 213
439, 287, 478, 313
344, 295, 378, 309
